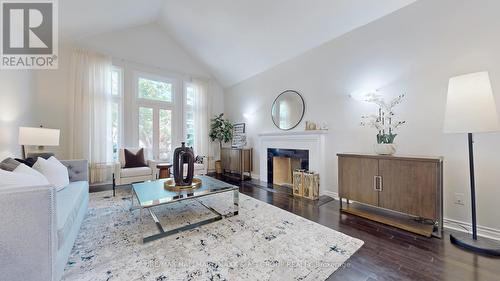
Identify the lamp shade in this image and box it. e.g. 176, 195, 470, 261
18, 127, 60, 146
443, 71, 500, 133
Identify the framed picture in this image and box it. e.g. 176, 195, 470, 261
232, 123, 246, 148
233, 123, 245, 134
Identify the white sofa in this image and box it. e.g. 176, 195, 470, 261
0, 159, 89, 281
112, 148, 157, 196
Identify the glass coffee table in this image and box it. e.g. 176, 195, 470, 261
131, 175, 239, 243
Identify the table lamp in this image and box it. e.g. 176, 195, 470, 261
18, 126, 60, 159
443, 71, 500, 256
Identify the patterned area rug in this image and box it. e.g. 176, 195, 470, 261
63, 189, 363, 281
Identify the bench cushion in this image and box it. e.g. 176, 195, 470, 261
120, 166, 152, 178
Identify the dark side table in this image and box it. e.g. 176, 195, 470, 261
156, 163, 172, 179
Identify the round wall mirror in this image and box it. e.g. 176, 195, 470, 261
271, 90, 305, 130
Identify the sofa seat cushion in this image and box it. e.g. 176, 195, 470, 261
121, 167, 152, 178
56, 181, 88, 249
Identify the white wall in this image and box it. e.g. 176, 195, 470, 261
35, 23, 223, 163
0, 71, 37, 159
224, 0, 500, 233
34, 46, 72, 158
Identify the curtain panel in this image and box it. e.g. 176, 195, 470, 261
192, 78, 210, 160
68, 49, 113, 184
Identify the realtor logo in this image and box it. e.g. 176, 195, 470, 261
1, 0, 58, 69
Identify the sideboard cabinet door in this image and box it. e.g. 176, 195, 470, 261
229, 149, 241, 171
378, 159, 438, 219
339, 157, 379, 206
221, 149, 230, 171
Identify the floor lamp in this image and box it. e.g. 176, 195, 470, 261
444, 71, 500, 256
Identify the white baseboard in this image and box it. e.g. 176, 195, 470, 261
321, 190, 338, 198
444, 218, 500, 241
250, 173, 260, 180
90, 181, 112, 187
321, 192, 500, 241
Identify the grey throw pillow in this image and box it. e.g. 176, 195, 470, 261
0, 157, 21, 171
195, 155, 204, 164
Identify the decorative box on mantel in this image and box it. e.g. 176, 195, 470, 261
258, 130, 327, 196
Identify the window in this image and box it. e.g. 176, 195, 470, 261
111, 66, 123, 160
138, 107, 153, 154
184, 81, 208, 156
159, 109, 172, 159
138, 77, 173, 102
136, 73, 174, 160
185, 84, 195, 148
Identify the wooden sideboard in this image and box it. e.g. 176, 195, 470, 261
337, 153, 443, 237
221, 148, 253, 180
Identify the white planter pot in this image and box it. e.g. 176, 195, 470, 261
374, 143, 397, 155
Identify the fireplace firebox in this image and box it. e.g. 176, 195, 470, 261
267, 148, 309, 186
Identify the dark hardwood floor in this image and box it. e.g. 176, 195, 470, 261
91, 175, 500, 281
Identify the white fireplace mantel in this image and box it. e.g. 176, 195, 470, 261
258, 130, 327, 195
257, 130, 328, 137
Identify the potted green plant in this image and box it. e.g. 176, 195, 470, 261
209, 113, 234, 173
361, 94, 406, 155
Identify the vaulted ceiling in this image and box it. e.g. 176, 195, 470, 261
60, 0, 417, 87
60, 0, 164, 41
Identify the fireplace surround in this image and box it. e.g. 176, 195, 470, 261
258, 131, 327, 195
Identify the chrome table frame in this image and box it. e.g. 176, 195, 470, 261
131, 184, 239, 244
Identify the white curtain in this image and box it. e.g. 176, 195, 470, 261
68, 49, 113, 183
192, 78, 210, 160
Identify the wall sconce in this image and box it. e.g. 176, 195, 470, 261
243, 112, 255, 122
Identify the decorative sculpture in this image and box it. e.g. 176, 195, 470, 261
173, 142, 195, 186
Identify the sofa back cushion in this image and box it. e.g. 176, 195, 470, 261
122, 148, 147, 168
33, 157, 70, 191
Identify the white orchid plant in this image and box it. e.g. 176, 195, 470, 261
360, 93, 406, 144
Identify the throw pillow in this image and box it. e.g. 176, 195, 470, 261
47, 156, 66, 166
195, 155, 204, 164
0, 164, 50, 189
33, 157, 70, 191
124, 148, 147, 168
14, 163, 50, 183
15, 157, 37, 167
0, 157, 21, 171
